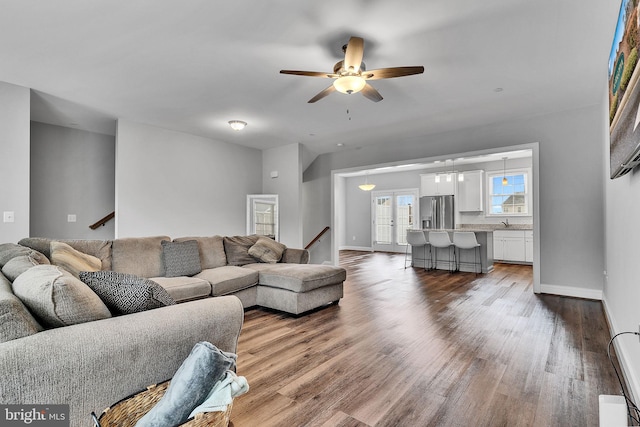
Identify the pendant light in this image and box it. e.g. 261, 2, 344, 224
502, 157, 508, 186
359, 172, 376, 191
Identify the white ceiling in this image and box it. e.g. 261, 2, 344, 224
0, 0, 621, 158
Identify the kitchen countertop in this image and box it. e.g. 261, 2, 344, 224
420, 228, 495, 233
457, 223, 533, 231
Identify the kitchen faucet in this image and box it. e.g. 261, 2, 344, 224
501, 218, 510, 228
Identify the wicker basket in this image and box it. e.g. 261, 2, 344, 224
92, 380, 232, 427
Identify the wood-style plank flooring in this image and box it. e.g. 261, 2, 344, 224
231, 251, 623, 427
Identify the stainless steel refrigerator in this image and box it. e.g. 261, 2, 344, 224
420, 195, 455, 229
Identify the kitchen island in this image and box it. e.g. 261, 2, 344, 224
410, 229, 494, 273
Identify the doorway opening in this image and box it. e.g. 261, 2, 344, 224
331, 143, 540, 292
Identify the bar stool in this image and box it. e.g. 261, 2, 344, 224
429, 231, 455, 273
453, 231, 481, 274
405, 230, 430, 270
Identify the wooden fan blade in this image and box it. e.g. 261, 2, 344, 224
280, 70, 337, 78
308, 85, 337, 103
344, 37, 364, 72
363, 66, 425, 80
361, 83, 383, 102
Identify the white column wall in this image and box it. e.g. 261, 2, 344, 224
0, 82, 30, 243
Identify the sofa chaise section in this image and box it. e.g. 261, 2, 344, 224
245, 263, 346, 315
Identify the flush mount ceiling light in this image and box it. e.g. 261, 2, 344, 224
228, 120, 247, 131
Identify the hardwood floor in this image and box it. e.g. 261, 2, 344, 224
231, 251, 623, 427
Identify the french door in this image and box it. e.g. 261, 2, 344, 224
372, 189, 419, 252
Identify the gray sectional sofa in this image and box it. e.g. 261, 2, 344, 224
0, 234, 346, 427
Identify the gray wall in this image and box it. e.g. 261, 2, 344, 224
604, 99, 640, 401
0, 82, 30, 243
115, 120, 262, 238
30, 122, 115, 239
344, 170, 422, 249
304, 104, 605, 294
262, 143, 302, 248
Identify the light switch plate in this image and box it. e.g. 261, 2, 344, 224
3, 211, 14, 223
67, 214, 77, 223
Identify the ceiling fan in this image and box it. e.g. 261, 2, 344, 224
280, 36, 424, 103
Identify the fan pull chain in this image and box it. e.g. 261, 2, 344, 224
347, 109, 351, 121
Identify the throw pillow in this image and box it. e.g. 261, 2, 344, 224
223, 235, 260, 266
0, 272, 43, 342
79, 271, 175, 315
50, 241, 102, 278
0, 245, 49, 270
248, 237, 287, 263
2, 254, 44, 282
11, 265, 111, 328
161, 240, 202, 277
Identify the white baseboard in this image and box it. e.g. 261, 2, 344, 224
539, 283, 603, 300
339, 246, 373, 252
602, 296, 640, 411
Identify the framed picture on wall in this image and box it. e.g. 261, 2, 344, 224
609, 0, 640, 179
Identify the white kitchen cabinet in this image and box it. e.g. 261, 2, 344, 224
457, 170, 483, 212
524, 230, 534, 263
493, 230, 531, 263
420, 173, 456, 196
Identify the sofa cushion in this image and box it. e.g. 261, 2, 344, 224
12, 265, 112, 328
19, 237, 113, 270
111, 236, 170, 278
0, 243, 33, 267
0, 271, 42, 342
50, 241, 102, 278
248, 237, 286, 264
151, 276, 212, 303
79, 271, 175, 315
223, 235, 260, 266
281, 248, 310, 264
174, 236, 227, 269
161, 240, 202, 277
244, 264, 347, 293
2, 253, 49, 282
195, 266, 259, 296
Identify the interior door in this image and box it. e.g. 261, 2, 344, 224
246, 194, 279, 240
372, 189, 419, 252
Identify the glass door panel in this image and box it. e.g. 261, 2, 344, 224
372, 190, 418, 252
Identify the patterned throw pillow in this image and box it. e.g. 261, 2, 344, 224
248, 237, 287, 263
161, 240, 202, 277
50, 241, 102, 278
79, 271, 175, 315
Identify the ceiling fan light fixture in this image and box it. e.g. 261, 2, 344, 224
333, 76, 366, 94
228, 120, 247, 131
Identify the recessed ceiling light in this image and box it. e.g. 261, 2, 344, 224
336, 143, 344, 147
